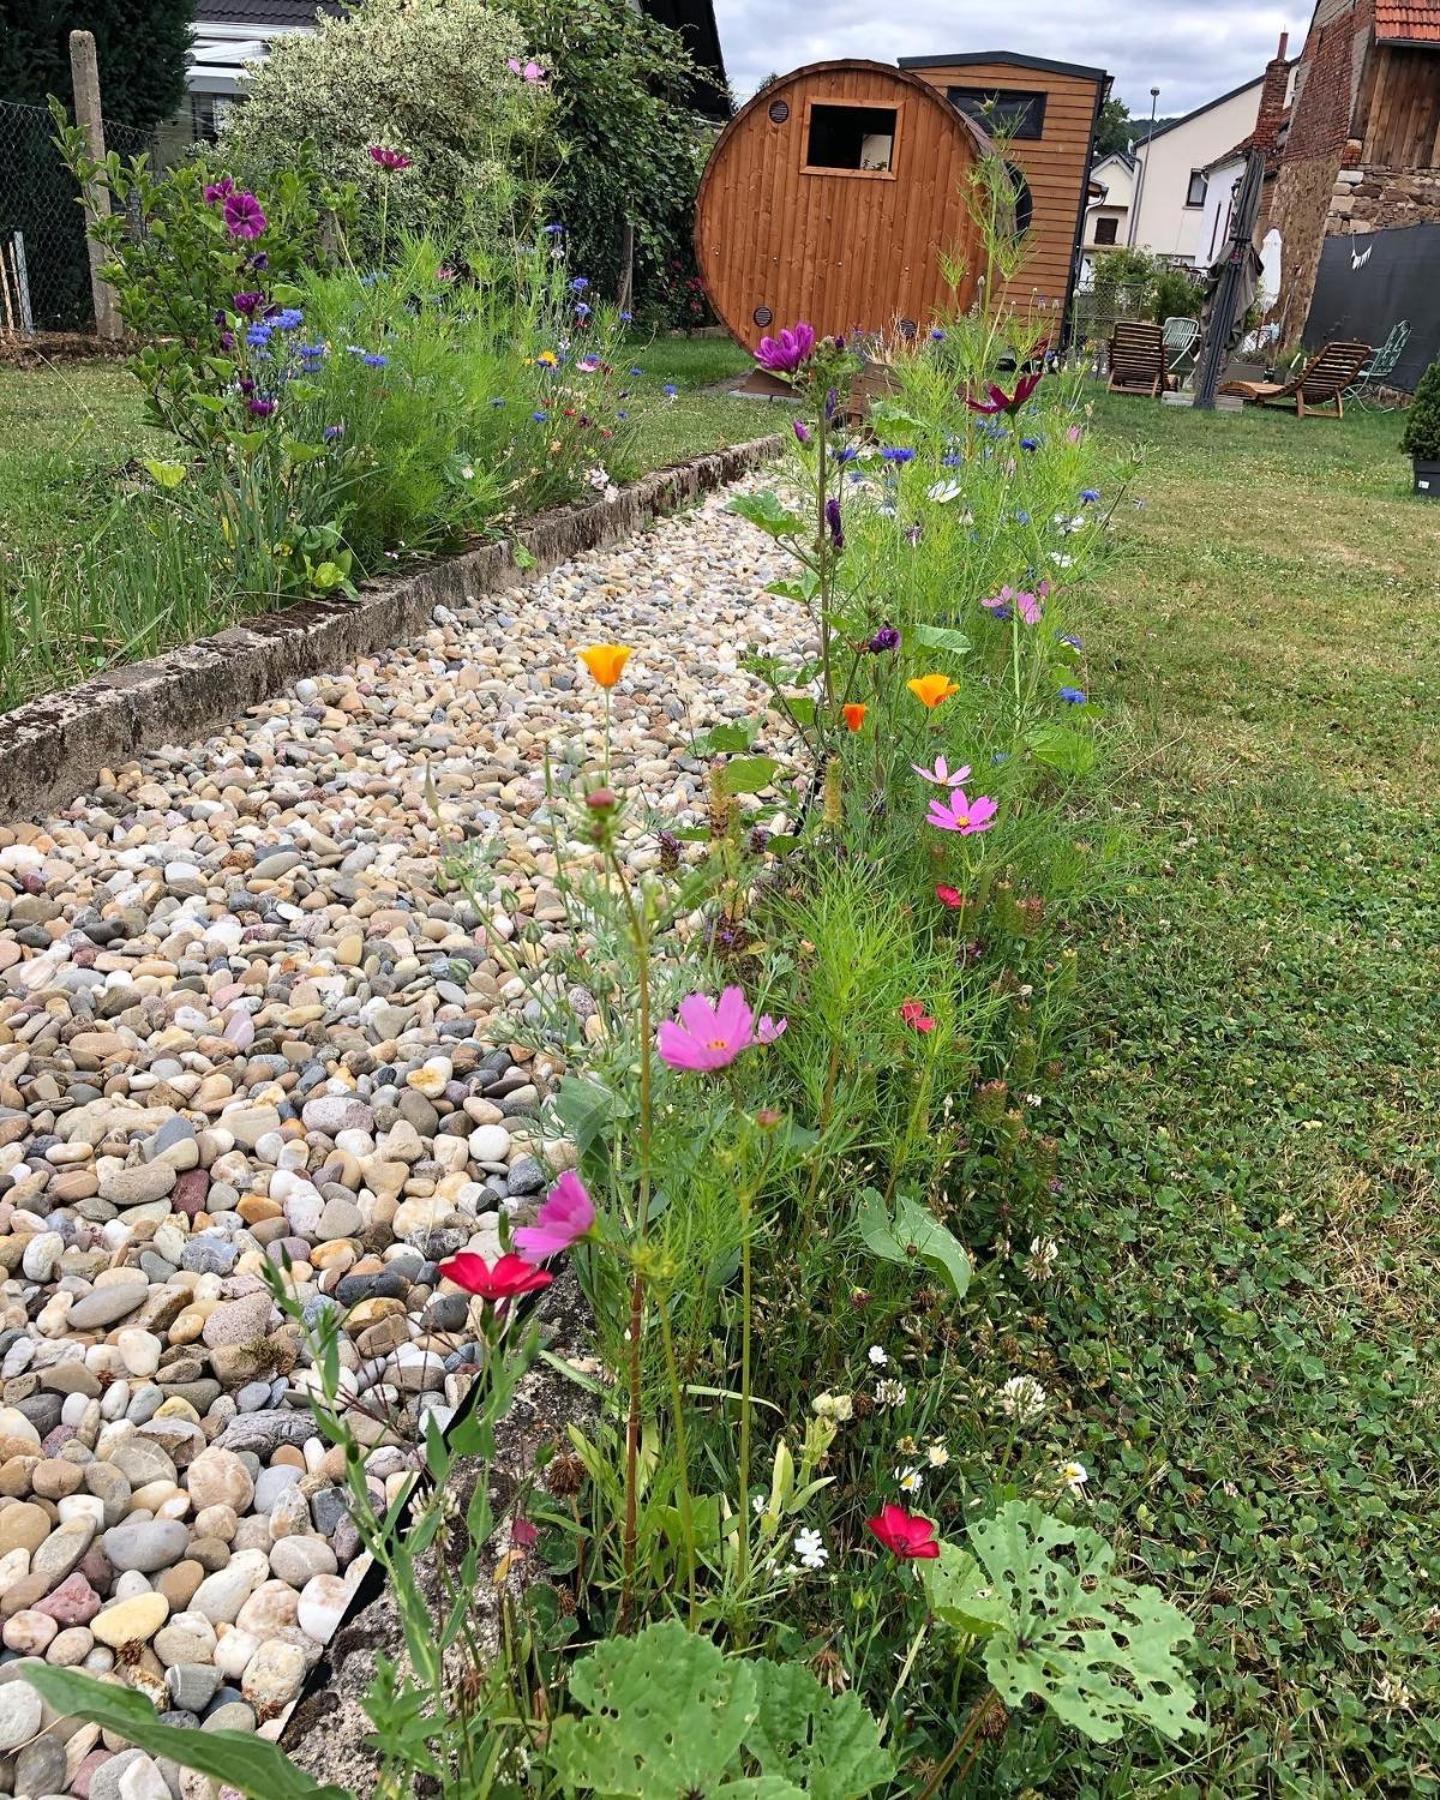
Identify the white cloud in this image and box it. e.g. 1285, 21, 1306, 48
714, 2, 1310, 121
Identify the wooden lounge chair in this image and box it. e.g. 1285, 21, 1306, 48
1107, 320, 1167, 398
1221, 340, 1371, 418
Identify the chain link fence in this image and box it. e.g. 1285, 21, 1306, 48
0, 98, 153, 335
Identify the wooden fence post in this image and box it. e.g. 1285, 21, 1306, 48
68, 29, 120, 341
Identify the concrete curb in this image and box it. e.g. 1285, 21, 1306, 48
0, 434, 782, 825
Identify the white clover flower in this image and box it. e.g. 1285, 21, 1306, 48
926, 1442, 950, 1468
867, 1345, 889, 1367
895, 1465, 923, 1494
459, 465, 474, 481
1058, 1459, 1088, 1494
1050, 552, 1075, 567
793, 1527, 828, 1570
1026, 1236, 1059, 1280
1375, 1672, 1414, 1711
874, 1378, 908, 1410
995, 1375, 1047, 1421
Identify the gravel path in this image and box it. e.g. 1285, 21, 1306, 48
0, 489, 787, 1797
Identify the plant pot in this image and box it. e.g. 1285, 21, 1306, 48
1413, 456, 1440, 497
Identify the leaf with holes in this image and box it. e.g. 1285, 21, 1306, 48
963, 1501, 1201, 1745
743, 1660, 895, 1798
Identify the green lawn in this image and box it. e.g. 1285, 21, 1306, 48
1053, 396, 1440, 1794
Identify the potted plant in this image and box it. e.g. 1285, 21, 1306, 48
1402, 357, 1440, 497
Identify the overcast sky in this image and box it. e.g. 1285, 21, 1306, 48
714, 2, 1312, 120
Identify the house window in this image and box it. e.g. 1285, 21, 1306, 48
1185, 169, 1208, 208
1094, 216, 1119, 245
804, 103, 898, 174
947, 86, 1048, 140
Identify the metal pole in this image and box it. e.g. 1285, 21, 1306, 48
12, 233, 34, 334
1127, 86, 1159, 248
69, 29, 120, 341
1193, 149, 1264, 411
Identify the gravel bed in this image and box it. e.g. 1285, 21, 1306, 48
0, 489, 789, 1797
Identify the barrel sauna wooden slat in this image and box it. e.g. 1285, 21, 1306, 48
695, 60, 986, 351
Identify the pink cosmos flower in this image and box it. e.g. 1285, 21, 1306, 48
965, 372, 1042, 417
368, 145, 413, 171
222, 192, 267, 239
508, 57, 548, 81
512, 1171, 596, 1265
912, 755, 972, 788
982, 585, 1040, 623
1016, 591, 1043, 625
1067, 424, 1084, 444
657, 987, 787, 1072
926, 788, 999, 836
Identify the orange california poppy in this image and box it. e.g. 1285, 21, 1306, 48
578, 644, 633, 688
907, 673, 960, 709
842, 703, 867, 732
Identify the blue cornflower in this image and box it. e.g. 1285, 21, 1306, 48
1059, 686, 1087, 705
663, 383, 678, 397
619, 310, 632, 323
881, 447, 916, 463
1058, 632, 1083, 650
1080, 487, 1101, 504
629, 366, 643, 376
274, 308, 304, 331
323, 423, 343, 441
299, 343, 326, 359
532, 410, 549, 423
245, 323, 272, 348
617, 409, 628, 419
941, 452, 962, 467
570, 276, 589, 292
362, 353, 388, 367
1014, 509, 1031, 525
834, 445, 858, 464
1020, 436, 1039, 452
543, 222, 565, 235
575, 302, 591, 319
930, 327, 946, 340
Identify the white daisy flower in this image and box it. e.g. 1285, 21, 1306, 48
793, 1527, 828, 1570
1058, 1459, 1088, 1494
895, 1465, 923, 1494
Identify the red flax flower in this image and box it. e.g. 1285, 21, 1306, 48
438, 1252, 552, 1302
900, 1000, 936, 1033
867, 1503, 941, 1559
965, 371, 1043, 417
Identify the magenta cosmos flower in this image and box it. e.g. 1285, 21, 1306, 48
512, 1171, 595, 1265
912, 755, 972, 788
755, 322, 816, 376
926, 788, 998, 836
965, 371, 1042, 417
223, 191, 267, 239
658, 987, 787, 1073
368, 145, 413, 171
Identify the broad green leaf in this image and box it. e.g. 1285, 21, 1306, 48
22, 1667, 352, 1800
744, 1660, 895, 1798
546, 1621, 763, 1796
1027, 723, 1097, 777
698, 721, 756, 754
965, 1501, 1201, 1746
729, 491, 807, 538
911, 623, 972, 657
550, 1074, 624, 1151
855, 1189, 971, 1300
783, 697, 815, 727
921, 1541, 1011, 1637
719, 755, 780, 795
765, 570, 819, 602
142, 459, 187, 489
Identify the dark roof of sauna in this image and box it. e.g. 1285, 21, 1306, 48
898, 50, 1110, 85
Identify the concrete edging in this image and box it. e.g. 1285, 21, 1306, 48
0, 434, 782, 824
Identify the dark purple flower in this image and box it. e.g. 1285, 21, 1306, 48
793, 419, 810, 444
868, 625, 900, 653
323, 423, 344, 440
248, 251, 269, 272
238, 377, 256, 395
232, 291, 267, 317
368, 145, 412, 171
202, 176, 235, 205
825, 496, 843, 550
905, 523, 924, 546
755, 322, 816, 376
966, 372, 1043, 417
247, 396, 277, 417
223, 192, 267, 240
218, 329, 234, 350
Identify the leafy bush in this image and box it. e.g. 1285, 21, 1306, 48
1150, 264, 1206, 324
1401, 358, 1440, 460
220, 0, 550, 262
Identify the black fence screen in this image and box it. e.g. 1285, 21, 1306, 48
1308, 222, 1440, 393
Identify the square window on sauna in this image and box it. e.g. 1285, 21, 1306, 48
805, 103, 898, 173
947, 88, 1047, 140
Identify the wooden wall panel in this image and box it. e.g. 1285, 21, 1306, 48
695, 60, 985, 350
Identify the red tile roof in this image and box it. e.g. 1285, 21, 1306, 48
1376, 1, 1440, 43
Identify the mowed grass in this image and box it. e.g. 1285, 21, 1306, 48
1050, 395, 1440, 1795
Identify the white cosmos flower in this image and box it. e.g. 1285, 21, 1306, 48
793, 1527, 828, 1570
927, 479, 963, 503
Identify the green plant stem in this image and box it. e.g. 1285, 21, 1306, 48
915, 1686, 998, 1800
735, 1175, 754, 1624
658, 1299, 699, 1628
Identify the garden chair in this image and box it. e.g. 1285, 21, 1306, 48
1221, 340, 1372, 418
1106, 320, 1167, 398
1346, 320, 1410, 409
1162, 315, 1201, 383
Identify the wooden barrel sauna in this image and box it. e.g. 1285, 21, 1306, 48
695, 60, 988, 353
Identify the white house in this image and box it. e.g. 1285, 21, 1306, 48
1079, 150, 1136, 285
1129, 76, 1265, 265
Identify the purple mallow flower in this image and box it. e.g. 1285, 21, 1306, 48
223, 192, 267, 240
232, 291, 266, 317
868, 625, 900, 653
825, 496, 843, 549
755, 321, 816, 375
203, 176, 235, 205
247, 396, 277, 417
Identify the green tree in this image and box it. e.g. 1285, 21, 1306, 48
507, 0, 723, 323
1093, 95, 1131, 159
0, 0, 192, 129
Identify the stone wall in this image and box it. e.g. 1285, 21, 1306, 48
1331, 163, 1440, 232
